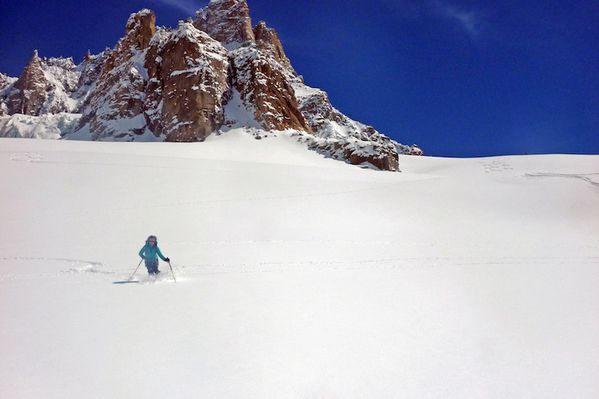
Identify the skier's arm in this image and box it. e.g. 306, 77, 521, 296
156, 246, 168, 261
138, 245, 146, 259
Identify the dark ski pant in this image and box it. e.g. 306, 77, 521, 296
145, 259, 159, 274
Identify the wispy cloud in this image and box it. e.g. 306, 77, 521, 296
149, 0, 202, 15
431, 1, 481, 39
378, 0, 484, 40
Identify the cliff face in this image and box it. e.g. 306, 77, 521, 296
145, 21, 230, 142
0, 0, 422, 170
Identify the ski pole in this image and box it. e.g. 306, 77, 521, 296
168, 261, 177, 283
129, 259, 143, 281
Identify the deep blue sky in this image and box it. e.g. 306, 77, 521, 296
1, 0, 597, 156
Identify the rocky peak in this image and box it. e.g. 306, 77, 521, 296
124, 9, 156, 50
8, 49, 48, 115
253, 21, 293, 71
17, 50, 45, 87
194, 0, 255, 47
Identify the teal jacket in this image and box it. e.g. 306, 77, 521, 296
139, 238, 168, 262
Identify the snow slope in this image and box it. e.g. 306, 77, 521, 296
0, 131, 598, 399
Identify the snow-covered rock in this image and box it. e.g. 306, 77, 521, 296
74, 9, 156, 141
73, 50, 111, 107
0, 74, 17, 116
409, 144, 424, 156
229, 45, 310, 132
0, 73, 17, 92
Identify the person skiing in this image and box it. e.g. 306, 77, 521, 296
138, 235, 170, 275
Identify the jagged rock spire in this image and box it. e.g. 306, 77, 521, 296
124, 9, 156, 50
194, 0, 255, 46
254, 21, 293, 71
7, 49, 48, 115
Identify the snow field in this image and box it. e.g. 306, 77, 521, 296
0, 133, 598, 398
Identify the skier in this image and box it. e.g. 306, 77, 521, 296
138, 235, 170, 275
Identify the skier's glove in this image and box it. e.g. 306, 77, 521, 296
165, 257, 170, 262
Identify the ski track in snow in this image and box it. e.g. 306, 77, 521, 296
1, 255, 598, 283
8, 152, 43, 162
525, 172, 599, 189
0, 257, 109, 282
482, 159, 514, 173
4, 150, 239, 172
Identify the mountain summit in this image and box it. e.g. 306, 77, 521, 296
0, 0, 422, 170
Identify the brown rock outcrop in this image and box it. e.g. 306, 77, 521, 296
253, 21, 294, 71
344, 143, 400, 171
194, 0, 255, 46
230, 46, 310, 132
145, 22, 230, 141
124, 9, 156, 50
410, 144, 424, 156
